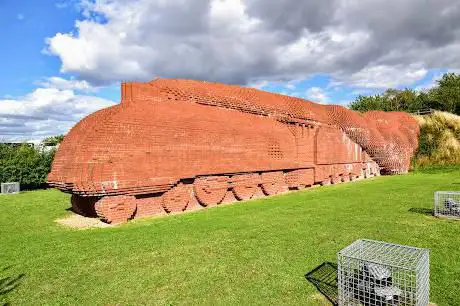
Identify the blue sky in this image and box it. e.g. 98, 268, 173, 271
0, 0, 459, 141
0, 0, 119, 101
1, 0, 76, 97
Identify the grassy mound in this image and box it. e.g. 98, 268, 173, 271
413, 111, 460, 168
1, 169, 460, 305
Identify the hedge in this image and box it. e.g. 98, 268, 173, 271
0, 144, 55, 189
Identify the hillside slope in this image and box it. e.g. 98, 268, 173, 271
414, 111, 460, 167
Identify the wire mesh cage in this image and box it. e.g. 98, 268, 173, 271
434, 191, 460, 219
338, 239, 429, 306
1, 182, 20, 194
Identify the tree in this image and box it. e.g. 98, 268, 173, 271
0, 142, 57, 189
348, 72, 460, 115
348, 94, 386, 112
42, 135, 65, 146
429, 73, 460, 114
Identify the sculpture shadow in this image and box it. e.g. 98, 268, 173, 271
1, 266, 25, 303
305, 262, 338, 306
408, 207, 434, 215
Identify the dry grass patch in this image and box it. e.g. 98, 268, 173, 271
414, 111, 460, 167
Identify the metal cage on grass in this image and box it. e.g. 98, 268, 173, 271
434, 191, 460, 219
337, 239, 429, 306
1, 182, 20, 194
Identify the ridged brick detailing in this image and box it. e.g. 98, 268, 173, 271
185, 194, 203, 211
260, 171, 288, 195
285, 168, 315, 189
232, 174, 260, 200
160, 183, 191, 213
251, 187, 266, 200
326, 105, 419, 174
133, 196, 165, 219
193, 176, 228, 206
221, 189, 238, 204
95, 195, 136, 224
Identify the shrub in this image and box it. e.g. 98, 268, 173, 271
0, 143, 56, 189
412, 111, 460, 168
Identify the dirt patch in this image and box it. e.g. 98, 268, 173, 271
56, 214, 112, 229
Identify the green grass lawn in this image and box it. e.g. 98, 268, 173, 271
1, 168, 460, 305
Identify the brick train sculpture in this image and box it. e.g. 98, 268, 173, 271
47, 79, 420, 224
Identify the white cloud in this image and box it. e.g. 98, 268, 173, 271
350, 88, 375, 96
306, 87, 330, 103
448, 68, 460, 74
44, 0, 460, 89
0, 85, 115, 142
283, 79, 303, 90
333, 64, 428, 89
414, 73, 444, 91
248, 78, 302, 91
248, 80, 269, 90
36, 76, 97, 92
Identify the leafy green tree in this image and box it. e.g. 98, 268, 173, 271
0, 143, 56, 189
42, 135, 65, 146
429, 73, 460, 114
348, 72, 460, 115
348, 94, 386, 112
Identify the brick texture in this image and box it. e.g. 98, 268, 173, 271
48, 78, 419, 223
